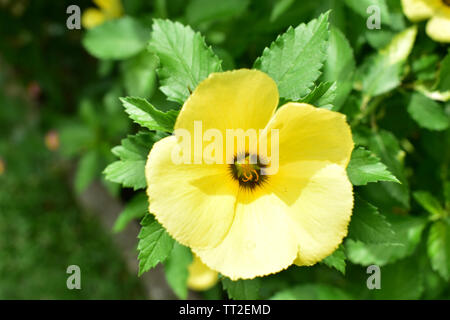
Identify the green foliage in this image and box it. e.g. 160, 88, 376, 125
120, 97, 178, 132
322, 246, 347, 274
121, 51, 159, 99
363, 130, 410, 208
254, 12, 330, 101
271, 284, 353, 300
83, 17, 149, 60
74, 150, 101, 194
346, 214, 427, 266
358, 26, 417, 98
113, 193, 148, 232
413, 191, 445, 220
347, 147, 399, 185
299, 81, 336, 109
148, 19, 222, 104
348, 197, 396, 244
322, 27, 355, 110
437, 51, 450, 92
164, 243, 193, 299
427, 221, 450, 281
221, 277, 261, 300
371, 257, 423, 299
104, 132, 164, 190
407, 93, 449, 131
186, 0, 250, 25
137, 214, 175, 276
0, 104, 144, 298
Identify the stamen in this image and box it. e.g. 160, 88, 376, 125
252, 169, 259, 182
229, 153, 267, 190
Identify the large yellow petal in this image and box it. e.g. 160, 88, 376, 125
269, 162, 354, 266
94, 0, 123, 18
194, 187, 299, 280
263, 103, 353, 168
187, 255, 219, 291
175, 69, 279, 136
145, 135, 238, 249
81, 8, 105, 29
401, 0, 439, 21
426, 12, 450, 43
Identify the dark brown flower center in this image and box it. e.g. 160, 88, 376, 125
443, 0, 450, 7
230, 153, 267, 189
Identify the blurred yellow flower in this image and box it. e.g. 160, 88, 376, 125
187, 255, 218, 291
82, 0, 123, 29
401, 0, 450, 42
145, 69, 354, 280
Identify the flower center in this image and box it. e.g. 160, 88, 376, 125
230, 154, 267, 189
443, 0, 450, 6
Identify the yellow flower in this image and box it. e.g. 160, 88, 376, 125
82, 0, 123, 29
145, 69, 354, 280
187, 255, 219, 291
401, 0, 450, 43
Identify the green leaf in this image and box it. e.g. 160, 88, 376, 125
367, 130, 410, 208
407, 93, 449, 131
103, 160, 146, 190
74, 150, 100, 194
254, 12, 330, 101
427, 221, 450, 280
138, 214, 175, 276
186, 0, 249, 25
270, 0, 295, 22
299, 81, 336, 109
365, 29, 394, 49
360, 56, 401, 97
346, 214, 427, 266
322, 27, 355, 110
343, 0, 391, 26
59, 123, 94, 157
437, 51, 450, 92
121, 51, 158, 99
413, 191, 445, 219
322, 246, 346, 274
82, 17, 149, 60
359, 26, 417, 97
271, 284, 353, 300
347, 147, 399, 186
148, 19, 222, 104
413, 54, 439, 81
380, 25, 417, 65
164, 243, 193, 299
348, 197, 396, 244
120, 97, 178, 132
104, 132, 164, 190
113, 193, 148, 232
221, 277, 261, 300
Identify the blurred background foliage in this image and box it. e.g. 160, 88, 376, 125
0, 0, 449, 299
